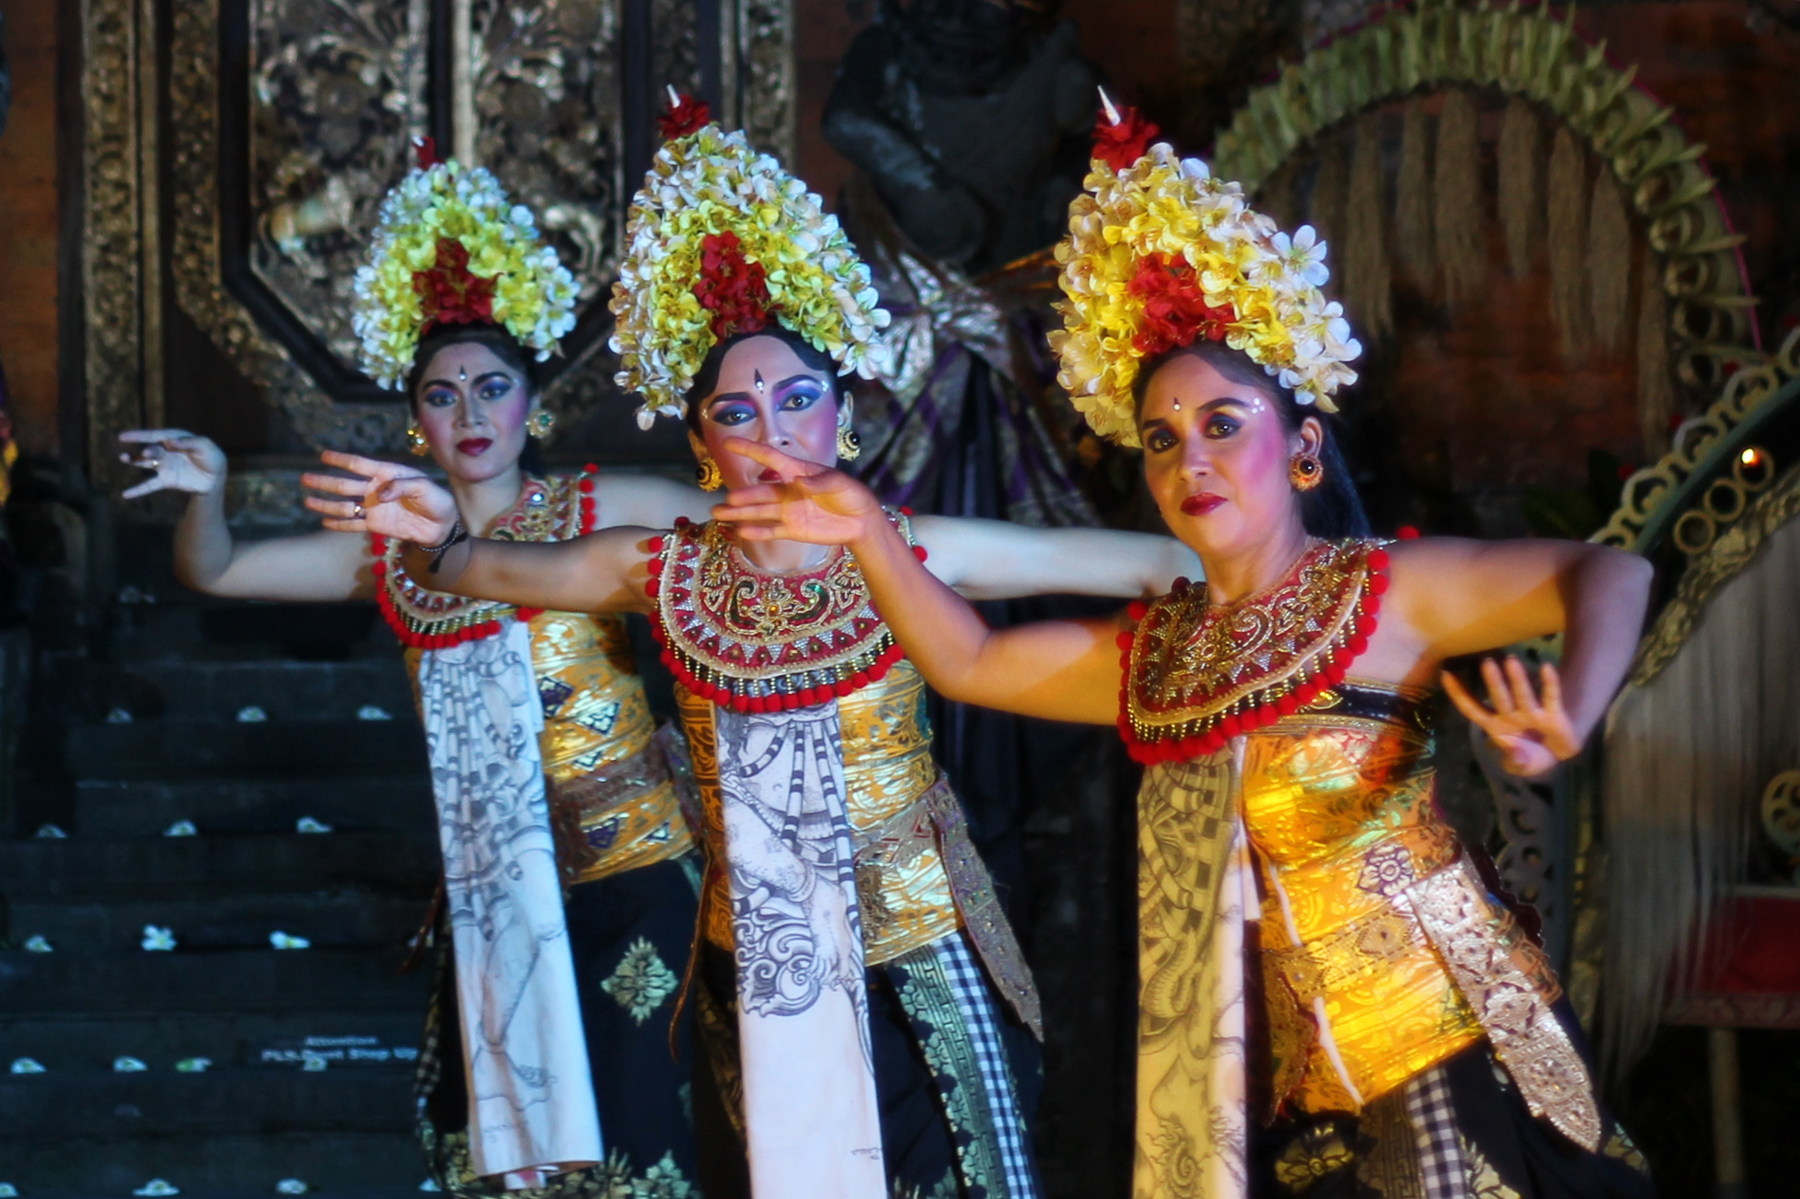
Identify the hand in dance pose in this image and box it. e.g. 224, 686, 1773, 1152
302, 450, 455, 546
118, 429, 227, 499
1442, 656, 1579, 778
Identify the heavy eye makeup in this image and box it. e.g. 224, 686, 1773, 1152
420, 372, 515, 408
703, 374, 830, 426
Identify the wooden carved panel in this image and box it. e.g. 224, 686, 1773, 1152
85, 0, 796, 489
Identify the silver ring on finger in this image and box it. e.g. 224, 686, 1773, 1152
352, 502, 366, 520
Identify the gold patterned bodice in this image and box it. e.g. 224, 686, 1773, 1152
676, 659, 962, 965
1241, 683, 1562, 1114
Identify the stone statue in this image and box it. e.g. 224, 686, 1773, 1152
822, 0, 1100, 275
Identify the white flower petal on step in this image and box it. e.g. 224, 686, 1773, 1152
133, 1182, 181, 1197
0, 1181, 19, 1196
106, 708, 133, 724
294, 817, 333, 835
34, 824, 67, 839
355, 705, 392, 721
9, 1058, 46, 1075
269, 931, 312, 950
275, 1181, 311, 1195
23, 935, 52, 953
236, 706, 267, 723
113, 1057, 149, 1073
141, 925, 177, 951
419, 1182, 443, 1193
162, 820, 197, 838
175, 1057, 212, 1073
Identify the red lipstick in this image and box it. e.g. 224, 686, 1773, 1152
456, 438, 492, 456
1180, 492, 1224, 516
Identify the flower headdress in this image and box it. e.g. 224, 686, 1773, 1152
610, 92, 890, 429
1051, 93, 1362, 447
352, 139, 578, 389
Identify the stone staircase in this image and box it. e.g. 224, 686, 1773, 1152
0, 597, 446, 1197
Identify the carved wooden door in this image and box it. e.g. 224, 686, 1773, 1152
79, 0, 795, 505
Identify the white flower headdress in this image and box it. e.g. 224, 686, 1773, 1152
609, 94, 890, 429
1052, 96, 1362, 447
351, 139, 578, 389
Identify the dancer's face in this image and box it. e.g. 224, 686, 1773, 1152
412, 342, 536, 484
689, 335, 841, 491
1137, 350, 1318, 560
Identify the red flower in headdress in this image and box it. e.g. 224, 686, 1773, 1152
1093, 103, 1161, 172
413, 237, 497, 332
1127, 253, 1234, 356
660, 92, 712, 140
694, 232, 774, 340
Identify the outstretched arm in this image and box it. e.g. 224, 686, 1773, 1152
1391, 536, 1653, 774
120, 430, 372, 602
303, 450, 653, 615
909, 514, 1200, 601
716, 439, 1122, 725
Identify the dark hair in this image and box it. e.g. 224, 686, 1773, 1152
404, 323, 539, 409
1133, 341, 1370, 539
683, 326, 844, 433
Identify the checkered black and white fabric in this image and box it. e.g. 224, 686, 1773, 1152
935, 936, 1040, 1199
1404, 1063, 1468, 1199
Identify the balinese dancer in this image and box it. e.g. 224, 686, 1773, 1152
308, 96, 1201, 1199
120, 143, 716, 1196
712, 104, 1660, 1198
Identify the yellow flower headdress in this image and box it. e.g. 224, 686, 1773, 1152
1051, 97, 1362, 447
352, 139, 578, 389
610, 94, 890, 429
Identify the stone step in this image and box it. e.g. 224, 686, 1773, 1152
0, 1063, 416, 1138
0, 1130, 430, 1199
6, 1010, 424, 1072
9, 891, 428, 952
106, 595, 397, 664
0, 833, 439, 900
72, 656, 418, 725
66, 718, 428, 780
0, 948, 431, 1015
74, 776, 435, 836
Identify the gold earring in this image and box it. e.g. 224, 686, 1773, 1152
405, 424, 430, 457
528, 408, 555, 438
836, 424, 862, 462
1290, 452, 1323, 491
695, 457, 723, 491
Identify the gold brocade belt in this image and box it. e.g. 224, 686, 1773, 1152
549, 737, 695, 887
1264, 853, 1602, 1150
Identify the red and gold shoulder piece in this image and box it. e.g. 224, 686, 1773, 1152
643, 511, 913, 713
370, 466, 600, 649
1117, 538, 1390, 764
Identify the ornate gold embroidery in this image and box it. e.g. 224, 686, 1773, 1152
1272, 1123, 1356, 1192
650, 517, 912, 710
378, 472, 590, 644
1123, 540, 1386, 761
602, 938, 680, 1025
1408, 864, 1602, 1151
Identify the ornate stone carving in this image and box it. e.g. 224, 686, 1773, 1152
157, 0, 795, 456
81, 0, 146, 492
